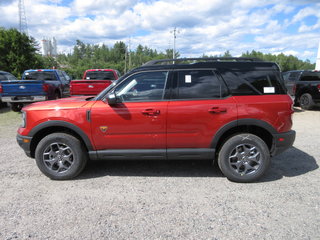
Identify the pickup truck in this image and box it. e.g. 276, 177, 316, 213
70, 69, 120, 96
0, 70, 18, 108
0, 69, 71, 112
282, 70, 320, 110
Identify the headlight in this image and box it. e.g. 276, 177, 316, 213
21, 111, 26, 128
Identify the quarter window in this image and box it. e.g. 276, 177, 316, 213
114, 71, 168, 102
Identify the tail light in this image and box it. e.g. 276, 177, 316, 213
43, 84, 49, 92
0, 84, 2, 93
317, 84, 320, 92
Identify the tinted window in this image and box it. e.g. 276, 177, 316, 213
86, 71, 116, 80
230, 71, 285, 95
24, 71, 57, 81
57, 71, 66, 82
288, 72, 300, 81
0, 72, 17, 80
0, 73, 7, 80
114, 71, 168, 102
301, 72, 320, 81
175, 70, 228, 99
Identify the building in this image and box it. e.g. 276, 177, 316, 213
41, 37, 58, 56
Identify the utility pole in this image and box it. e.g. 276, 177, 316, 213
18, 0, 28, 35
171, 27, 180, 59
316, 41, 320, 70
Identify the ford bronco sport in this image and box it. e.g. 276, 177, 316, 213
17, 58, 295, 182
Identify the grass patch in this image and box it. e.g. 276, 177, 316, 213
0, 107, 21, 126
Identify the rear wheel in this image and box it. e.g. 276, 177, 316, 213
35, 133, 88, 180
218, 133, 270, 183
11, 103, 23, 112
299, 93, 314, 110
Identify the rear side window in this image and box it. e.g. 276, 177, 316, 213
288, 72, 300, 81
301, 72, 320, 81
221, 70, 285, 95
174, 70, 228, 99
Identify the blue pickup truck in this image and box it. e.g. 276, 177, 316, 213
0, 69, 71, 112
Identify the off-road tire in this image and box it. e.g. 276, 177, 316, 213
35, 133, 88, 180
218, 133, 270, 183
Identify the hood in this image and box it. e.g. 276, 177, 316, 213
22, 96, 95, 111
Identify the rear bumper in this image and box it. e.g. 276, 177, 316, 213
271, 130, 296, 156
2, 96, 47, 103
16, 134, 32, 158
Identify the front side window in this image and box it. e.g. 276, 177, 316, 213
114, 71, 168, 102
175, 70, 228, 99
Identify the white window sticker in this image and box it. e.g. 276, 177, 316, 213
264, 87, 275, 93
25, 72, 29, 75
185, 75, 192, 83
86, 77, 90, 79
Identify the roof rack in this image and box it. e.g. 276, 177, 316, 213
143, 57, 263, 66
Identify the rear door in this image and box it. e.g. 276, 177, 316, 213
167, 69, 237, 154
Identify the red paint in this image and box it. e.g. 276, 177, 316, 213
70, 69, 119, 96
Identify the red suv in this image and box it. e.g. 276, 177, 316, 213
17, 58, 295, 182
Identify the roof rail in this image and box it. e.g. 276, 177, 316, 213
143, 57, 263, 66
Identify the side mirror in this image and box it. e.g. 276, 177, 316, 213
106, 93, 121, 105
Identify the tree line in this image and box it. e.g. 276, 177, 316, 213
0, 27, 316, 79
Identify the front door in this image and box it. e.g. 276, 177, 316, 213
90, 70, 169, 150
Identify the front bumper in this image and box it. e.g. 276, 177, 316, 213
16, 134, 32, 158
271, 130, 296, 156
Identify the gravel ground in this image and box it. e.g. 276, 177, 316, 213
0, 106, 319, 240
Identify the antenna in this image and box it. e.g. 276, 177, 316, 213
18, 0, 28, 35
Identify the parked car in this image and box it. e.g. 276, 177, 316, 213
17, 58, 295, 182
0, 69, 71, 112
70, 69, 120, 96
282, 70, 320, 110
0, 70, 18, 108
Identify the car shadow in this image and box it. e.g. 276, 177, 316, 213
78, 159, 224, 179
294, 106, 320, 112
260, 147, 318, 182
77, 147, 318, 182
0, 105, 10, 113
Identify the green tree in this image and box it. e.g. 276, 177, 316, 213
0, 27, 43, 78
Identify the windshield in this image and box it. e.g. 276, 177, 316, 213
23, 71, 57, 80
85, 71, 116, 80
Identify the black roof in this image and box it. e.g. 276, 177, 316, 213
130, 57, 280, 73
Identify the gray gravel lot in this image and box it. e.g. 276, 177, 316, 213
0, 106, 319, 240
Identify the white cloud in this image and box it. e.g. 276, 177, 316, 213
0, 0, 319, 62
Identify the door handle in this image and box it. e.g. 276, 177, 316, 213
208, 107, 227, 113
142, 109, 160, 116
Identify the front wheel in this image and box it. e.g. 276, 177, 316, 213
218, 133, 270, 183
35, 133, 88, 180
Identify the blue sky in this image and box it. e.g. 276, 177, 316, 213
1, 0, 320, 62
